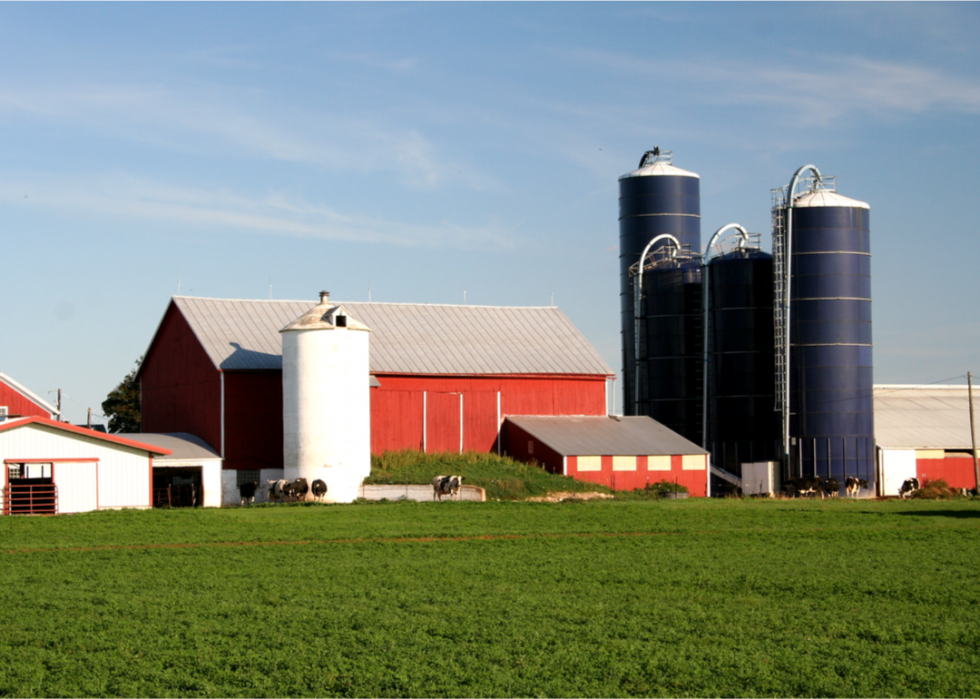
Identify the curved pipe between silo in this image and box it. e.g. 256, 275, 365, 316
701, 224, 751, 450
633, 233, 682, 416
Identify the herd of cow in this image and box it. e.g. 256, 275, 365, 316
235, 474, 465, 505
237, 478, 328, 506
233, 472, 932, 504
783, 476, 869, 499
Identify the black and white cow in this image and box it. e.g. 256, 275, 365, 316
824, 478, 840, 498
785, 476, 825, 498
432, 475, 463, 501
292, 478, 309, 502
268, 479, 292, 503
845, 477, 868, 498
312, 479, 327, 502
239, 481, 259, 506
899, 477, 920, 499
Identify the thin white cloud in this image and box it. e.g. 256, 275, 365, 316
2, 173, 517, 250
0, 82, 495, 191
564, 49, 980, 126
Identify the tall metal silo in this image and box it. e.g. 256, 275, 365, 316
619, 149, 701, 426
772, 169, 874, 488
628, 242, 703, 443
703, 228, 778, 475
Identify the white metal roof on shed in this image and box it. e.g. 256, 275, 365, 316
156, 297, 613, 376
120, 433, 222, 462
506, 415, 708, 456
874, 385, 977, 450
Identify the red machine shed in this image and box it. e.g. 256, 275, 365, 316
504, 415, 709, 495
138, 296, 614, 472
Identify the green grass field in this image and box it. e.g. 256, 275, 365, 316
2, 498, 979, 697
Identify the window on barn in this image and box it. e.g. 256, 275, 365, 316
336, 315, 347, 327
237, 469, 261, 487
0, 406, 7, 422
7, 464, 22, 480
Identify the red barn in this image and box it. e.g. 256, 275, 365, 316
138, 296, 615, 489
0, 373, 59, 422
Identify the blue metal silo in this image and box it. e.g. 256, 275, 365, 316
633, 244, 703, 443
619, 149, 701, 424
772, 170, 874, 488
703, 230, 779, 474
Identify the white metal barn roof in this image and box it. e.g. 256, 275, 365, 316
153, 296, 614, 377
506, 416, 708, 456
874, 385, 978, 450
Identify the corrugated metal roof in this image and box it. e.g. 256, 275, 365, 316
122, 432, 221, 461
168, 296, 614, 376
506, 415, 708, 456
874, 385, 978, 450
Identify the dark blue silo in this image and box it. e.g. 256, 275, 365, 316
706, 249, 779, 473
619, 150, 701, 419
789, 191, 874, 485
638, 254, 703, 443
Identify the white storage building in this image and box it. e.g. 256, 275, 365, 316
0, 417, 170, 516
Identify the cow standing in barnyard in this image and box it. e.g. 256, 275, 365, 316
432, 475, 463, 501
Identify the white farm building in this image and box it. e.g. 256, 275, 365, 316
0, 417, 171, 516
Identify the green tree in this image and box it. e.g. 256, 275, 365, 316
102, 358, 141, 434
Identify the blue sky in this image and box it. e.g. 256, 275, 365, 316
2, 3, 978, 425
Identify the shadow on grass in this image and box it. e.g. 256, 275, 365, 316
893, 509, 980, 519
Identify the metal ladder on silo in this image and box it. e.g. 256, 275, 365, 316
771, 189, 789, 451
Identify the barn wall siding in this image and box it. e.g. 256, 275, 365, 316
917, 456, 977, 490
140, 305, 222, 452
223, 372, 283, 471
502, 421, 564, 474
562, 450, 707, 495
374, 374, 606, 455
0, 383, 52, 419
370, 389, 424, 454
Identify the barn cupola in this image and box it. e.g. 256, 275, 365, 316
279, 292, 372, 503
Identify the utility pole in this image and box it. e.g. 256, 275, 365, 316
87, 408, 92, 429
969, 371, 978, 494
57, 389, 62, 420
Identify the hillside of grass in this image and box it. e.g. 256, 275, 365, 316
366, 449, 610, 499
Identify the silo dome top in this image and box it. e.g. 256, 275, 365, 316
620, 160, 700, 180
280, 293, 371, 333
794, 190, 869, 209
619, 148, 699, 180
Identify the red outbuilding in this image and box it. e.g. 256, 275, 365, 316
138, 296, 615, 484
504, 415, 709, 495
0, 373, 59, 422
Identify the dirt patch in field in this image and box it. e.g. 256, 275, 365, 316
526, 491, 614, 503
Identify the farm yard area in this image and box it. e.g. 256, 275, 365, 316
2, 498, 979, 698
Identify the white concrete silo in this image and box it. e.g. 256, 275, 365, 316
280, 291, 371, 503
